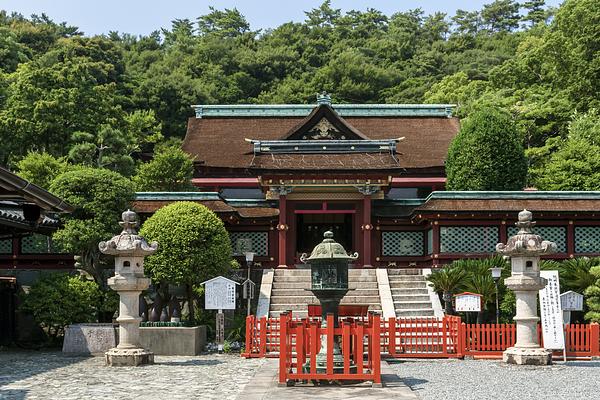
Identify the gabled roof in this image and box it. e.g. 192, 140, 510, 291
182, 103, 460, 172
280, 104, 369, 141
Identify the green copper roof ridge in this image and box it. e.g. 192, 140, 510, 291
192, 103, 456, 118
426, 191, 600, 201
135, 192, 222, 201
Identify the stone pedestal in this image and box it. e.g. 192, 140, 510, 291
62, 323, 117, 354
105, 348, 155, 366
503, 347, 552, 365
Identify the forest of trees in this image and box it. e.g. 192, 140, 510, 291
0, 0, 599, 190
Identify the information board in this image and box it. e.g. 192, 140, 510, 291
455, 293, 482, 312
539, 270, 565, 350
203, 276, 237, 310
560, 290, 584, 311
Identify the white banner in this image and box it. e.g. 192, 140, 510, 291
539, 270, 565, 350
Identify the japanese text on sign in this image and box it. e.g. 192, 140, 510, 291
455, 293, 482, 312
539, 270, 565, 350
204, 277, 237, 310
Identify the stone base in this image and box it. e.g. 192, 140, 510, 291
105, 347, 154, 367
503, 347, 552, 365
139, 326, 206, 356
63, 323, 117, 354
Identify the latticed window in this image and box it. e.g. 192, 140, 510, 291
575, 227, 600, 254
0, 238, 12, 254
427, 229, 433, 255
382, 231, 424, 256
439, 226, 499, 254
230, 232, 269, 256
507, 226, 567, 253
21, 234, 55, 254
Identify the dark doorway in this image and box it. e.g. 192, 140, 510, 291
296, 213, 353, 255
0, 279, 16, 346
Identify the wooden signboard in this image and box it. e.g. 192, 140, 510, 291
560, 291, 584, 311
454, 292, 482, 312
201, 276, 238, 310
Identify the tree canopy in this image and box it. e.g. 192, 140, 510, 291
0, 0, 598, 189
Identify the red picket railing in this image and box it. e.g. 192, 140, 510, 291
243, 314, 600, 360
383, 316, 463, 358
278, 312, 381, 385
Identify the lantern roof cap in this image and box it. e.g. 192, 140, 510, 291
99, 210, 158, 257
301, 231, 358, 262
496, 209, 557, 257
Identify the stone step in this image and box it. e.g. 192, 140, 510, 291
392, 295, 431, 302
271, 288, 380, 296
390, 282, 428, 288
388, 275, 426, 282
270, 295, 381, 304
272, 282, 311, 289
387, 269, 422, 276
394, 301, 433, 310
395, 309, 435, 317
269, 304, 383, 312
275, 269, 376, 276
391, 288, 428, 295
273, 275, 377, 283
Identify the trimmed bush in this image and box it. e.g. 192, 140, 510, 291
446, 107, 527, 190
20, 273, 102, 340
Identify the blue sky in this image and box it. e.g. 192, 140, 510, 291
1, 0, 563, 36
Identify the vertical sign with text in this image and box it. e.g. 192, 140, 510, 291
539, 270, 565, 350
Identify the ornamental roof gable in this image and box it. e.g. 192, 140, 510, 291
281, 104, 370, 141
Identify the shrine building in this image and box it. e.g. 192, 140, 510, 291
133, 94, 600, 269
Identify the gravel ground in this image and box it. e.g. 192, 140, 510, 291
0, 351, 264, 400
390, 358, 600, 400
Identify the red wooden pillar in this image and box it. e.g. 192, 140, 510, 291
432, 221, 440, 266
567, 220, 575, 258
362, 194, 373, 267
276, 186, 292, 268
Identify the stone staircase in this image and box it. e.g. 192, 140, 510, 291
388, 269, 435, 317
269, 269, 382, 318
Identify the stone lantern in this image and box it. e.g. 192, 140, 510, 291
99, 210, 158, 366
301, 231, 358, 372
496, 209, 557, 365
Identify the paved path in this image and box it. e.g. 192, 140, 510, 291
0, 351, 263, 400
237, 359, 418, 400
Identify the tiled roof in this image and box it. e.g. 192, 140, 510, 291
0, 206, 60, 228
183, 115, 459, 171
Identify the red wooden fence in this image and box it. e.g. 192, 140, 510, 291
243, 314, 600, 360
278, 312, 381, 385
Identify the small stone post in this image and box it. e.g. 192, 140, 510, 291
496, 209, 557, 365
99, 210, 158, 366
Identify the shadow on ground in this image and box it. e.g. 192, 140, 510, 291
0, 350, 87, 392
156, 358, 224, 367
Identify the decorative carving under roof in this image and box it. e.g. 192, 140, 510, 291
307, 118, 341, 140
496, 209, 557, 257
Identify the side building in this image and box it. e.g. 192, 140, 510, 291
134, 96, 600, 269
0, 166, 74, 344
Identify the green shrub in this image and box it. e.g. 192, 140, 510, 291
446, 107, 527, 190
20, 273, 102, 340
584, 266, 600, 323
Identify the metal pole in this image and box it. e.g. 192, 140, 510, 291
495, 280, 500, 324
247, 261, 252, 317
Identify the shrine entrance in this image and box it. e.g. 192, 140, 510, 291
293, 201, 356, 261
